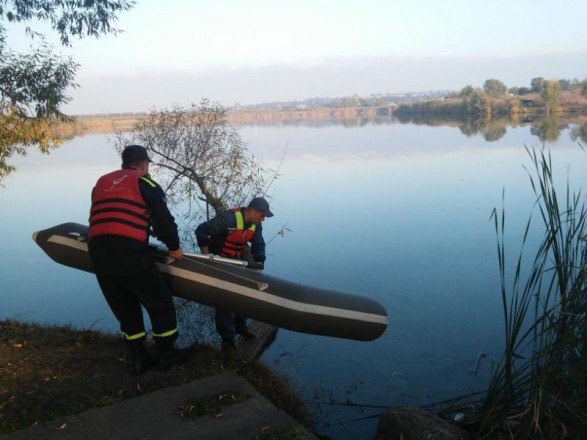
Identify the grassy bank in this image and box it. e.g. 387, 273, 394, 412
0, 319, 311, 434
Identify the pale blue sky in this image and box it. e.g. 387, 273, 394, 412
5, 0, 587, 113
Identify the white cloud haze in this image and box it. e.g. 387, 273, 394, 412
66, 51, 587, 114
5, 0, 586, 114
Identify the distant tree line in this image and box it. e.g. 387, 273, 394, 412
235, 90, 452, 112
396, 76, 587, 118
470, 77, 585, 97
236, 77, 587, 116
455, 77, 586, 99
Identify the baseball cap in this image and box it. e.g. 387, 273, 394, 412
122, 145, 151, 165
248, 197, 274, 217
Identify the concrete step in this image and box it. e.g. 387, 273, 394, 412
5, 372, 317, 440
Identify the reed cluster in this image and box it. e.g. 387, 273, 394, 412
479, 147, 586, 438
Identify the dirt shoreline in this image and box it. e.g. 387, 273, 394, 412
0, 319, 311, 435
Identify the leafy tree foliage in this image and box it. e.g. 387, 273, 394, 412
0, 0, 134, 45
541, 80, 561, 114
459, 85, 475, 98
558, 79, 571, 91
531, 77, 545, 93
483, 79, 507, 96
113, 100, 274, 242
0, 0, 134, 183
465, 88, 490, 115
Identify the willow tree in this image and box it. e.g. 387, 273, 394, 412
0, 0, 134, 184
541, 80, 561, 115
112, 100, 272, 248
0, 42, 78, 182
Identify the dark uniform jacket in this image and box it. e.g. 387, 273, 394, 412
195, 208, 266, 263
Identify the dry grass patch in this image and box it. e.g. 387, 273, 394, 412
0, 319, 311, 434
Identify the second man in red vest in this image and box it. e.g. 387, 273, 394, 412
195, 197, 273, 349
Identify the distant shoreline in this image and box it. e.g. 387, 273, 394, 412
52, 98, 586, 138
51, 106, 391, 137
73, 105, 388, 125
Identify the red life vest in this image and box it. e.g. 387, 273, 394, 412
220, 208, 257, 259
88, 169, 151, 242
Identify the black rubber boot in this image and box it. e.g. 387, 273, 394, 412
236, 327, 256, 340
221, 337, 236, 351
125, 341, 155, 376
156, 344, 195, 371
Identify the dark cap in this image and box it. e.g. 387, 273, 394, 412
122, 145, 151, 165
247, 197, 274, 217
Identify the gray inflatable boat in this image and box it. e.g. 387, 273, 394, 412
33, 223, 388, 341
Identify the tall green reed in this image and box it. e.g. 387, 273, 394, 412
478, 146, 586, 438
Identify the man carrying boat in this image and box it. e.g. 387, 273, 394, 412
195, 197, 273, 349
88, 145, 193, 374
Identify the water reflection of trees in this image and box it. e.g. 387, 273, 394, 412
0, 121, 72, 186
238, 112, 580, 144
530, 116, 567, 143
484, 126, 507, 142
395, 113, 511, 142
234, 116, 391, 129
570, 124, 587, 144
393, 113, 583, 144
4, 118, 584, 186
458, 118, 509, 142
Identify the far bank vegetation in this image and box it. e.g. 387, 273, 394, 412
395, 77, 587, 118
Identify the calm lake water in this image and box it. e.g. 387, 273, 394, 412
1, 118, 585, 439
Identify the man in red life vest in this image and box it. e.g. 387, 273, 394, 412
88, 145, 193, 374
195, 197, 273, 349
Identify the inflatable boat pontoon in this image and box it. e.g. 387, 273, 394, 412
33, 223, 388, 341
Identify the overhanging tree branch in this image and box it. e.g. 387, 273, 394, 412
0, 0, 135, 184
113, 100, 277, 236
